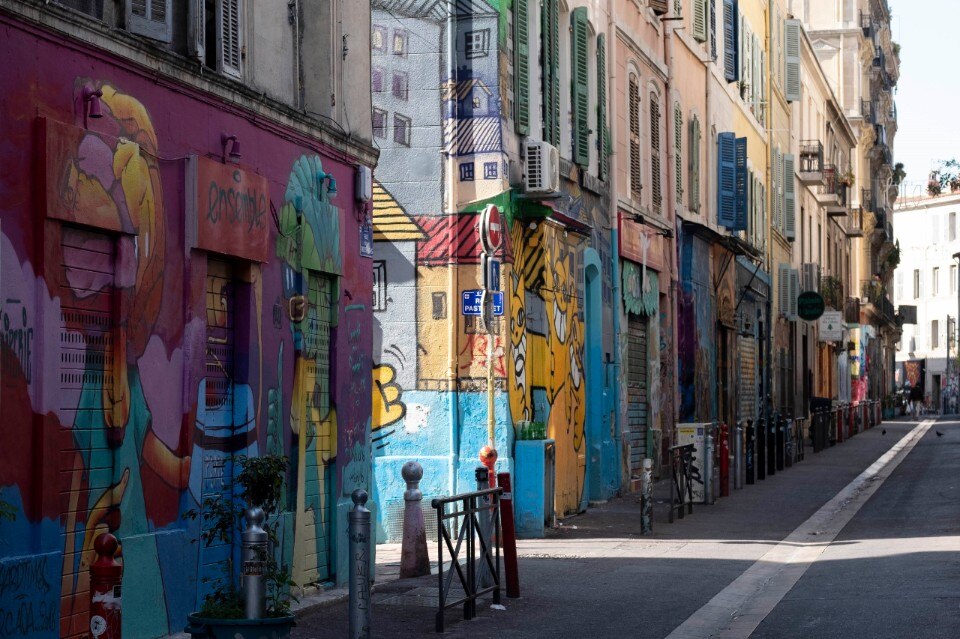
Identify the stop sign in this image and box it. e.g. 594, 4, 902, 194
480, 204, 502, 254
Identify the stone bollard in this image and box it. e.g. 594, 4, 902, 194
399, 461, 431, 579
349, 490, 372, 639
640, 458, 653, 535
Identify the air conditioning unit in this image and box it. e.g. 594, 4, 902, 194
523, 140, 561, 196
802, 263, 821, 293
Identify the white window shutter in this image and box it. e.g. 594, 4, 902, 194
127, 0, 172, 42
784, 153, 796, 240
219, 0, 243, 79
189, 0, 205, 63
785, 19, 801, 102
693, 0, 708, 42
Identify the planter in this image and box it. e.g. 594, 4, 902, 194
185, 613, 295, 639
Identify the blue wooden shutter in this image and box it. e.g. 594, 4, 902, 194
514, 0, 530, 135
734, 136, 747, 231
718, 132, 736, 228
571, 8, 590, 166
723, 0, 738, 82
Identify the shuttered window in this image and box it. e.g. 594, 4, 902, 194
189, 0, 205, 62
789, 269, 799, 319
674, 103, 683, 205
514, 0, 530, 135
718, 132, 736, 228
650, 92, 662, 213
674, 0, 683, 16
597, 34, 609, 179
542, 0, 560, 146
710, 0, 717, 60
778, 264, 790, 318
694, 0, 707, 42
784, 153, 796, 240
219, 0, 243, 79
630, 75, 642, 200
734, 136, 747, 231
689, 115, 701, 213
723, 0, 738, 83
128, 0, 172, 41
571, 8, 590, 167
785, 19, 801, 102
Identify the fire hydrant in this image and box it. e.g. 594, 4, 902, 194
90, 532, 122, 639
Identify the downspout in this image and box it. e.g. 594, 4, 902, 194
446, 4, 460, 495
764, 0, 774, 420
665, 15, 681, 440
607, 0, 622, 493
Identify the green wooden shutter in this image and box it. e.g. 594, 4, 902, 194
629, 76, 642, 199
542, 0, 560, 146
694, 0, 708, 42
571, 7, 590, 167
689, 115, 701, 212
514, 0, 530, 135
597, 34, 608, 179
785, 19, 801, 102
674, 103, 683, 205
784, 153, 796, 240
651, 93, 662, 212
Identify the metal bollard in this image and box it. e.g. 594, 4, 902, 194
641, 458, 653, 534
757, 417, 766, 480
719, 424, 730, 497
785, 419, 794, 468
768, 415, 777, 477
350, 490, 372, 639
704, 428, 715, 505
399, 462, 430, 579
241, 507, 268, 619
497, 472, 520, 598
475, 467, 494, 588
775, 416, 785, 471
734, 423, 743, 490
90, 533, 122, 639
745, 420, 755, 485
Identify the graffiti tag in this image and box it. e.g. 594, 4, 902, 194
0, 301, 34, 382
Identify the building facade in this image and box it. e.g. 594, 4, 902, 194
0, 1, 376, 637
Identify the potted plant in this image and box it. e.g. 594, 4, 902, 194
184, 454, 297, 639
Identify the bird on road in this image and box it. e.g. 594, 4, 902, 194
882, 429, 886, 435
936, 430, 944, 437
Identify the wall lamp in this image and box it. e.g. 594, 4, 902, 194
317, 170, 337, 196
632, 213, 673, 238
83, 86, 103, 124
221, 134, 241, 163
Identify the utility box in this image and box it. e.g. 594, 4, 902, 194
513, 439, 556, 538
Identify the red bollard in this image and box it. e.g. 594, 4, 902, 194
90, 533, 122, 639
719, 423, 730, 497
496, 472, 520, 598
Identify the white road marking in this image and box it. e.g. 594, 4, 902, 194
665, 420, 935, 639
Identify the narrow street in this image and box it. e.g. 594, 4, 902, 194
292, 419, 960, 638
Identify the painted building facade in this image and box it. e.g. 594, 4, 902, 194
0, 2, 376, 637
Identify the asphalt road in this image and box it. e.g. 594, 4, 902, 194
292, 418, 960, 638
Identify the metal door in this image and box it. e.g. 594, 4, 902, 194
626, 315, 648, 482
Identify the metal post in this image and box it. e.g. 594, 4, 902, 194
475, 467, 493, 588
641, 458, 653, 534
734, 423, 743, 490
349, 490, 372, 639
704, 428, 715, 505
400, 462, 430, 579
745, 420, 755, 485
241, 507, 268, 619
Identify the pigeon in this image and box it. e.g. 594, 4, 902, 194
882, 429, 886, 435
936, 430, 944, 437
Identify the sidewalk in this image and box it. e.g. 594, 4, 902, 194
286, 418, 920, 638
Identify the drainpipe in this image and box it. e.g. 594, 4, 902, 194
446, 3, 460, 496
664, 14, 682, 442
765, 0, 775, 421
607, 0, 622, 493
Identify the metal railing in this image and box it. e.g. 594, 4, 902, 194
861, 99, 875, 123
668, 444, 695, 523
860, 10, 873, 37
861, 280, 896, 325
431, 481, 502, 632
821, 275, 844, 309
799, 140, 824, 174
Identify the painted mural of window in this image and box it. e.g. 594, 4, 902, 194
459, 162, 475, 182
393, 29, 408, 55
392, 72, 409, 100
393, 114, 411, 146
432, 292, 447, 320
373, 261, 387, 312
373, 25, 387, 53
372, 67, 384, 93
373, 108, 387, 139
483, 162, 499, 179
466, 29, 491, 58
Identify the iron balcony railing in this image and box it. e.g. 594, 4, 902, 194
860, 10, 873, 37
862, 187, 874, 211
861, 99, 875, 123
821, 275, 844, 310
846, 206, 864, 237
799, 140, 824, 174
861, 280, 897, 326
821, 165, 849, 211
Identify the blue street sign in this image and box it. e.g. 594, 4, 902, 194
461, 289, 484, 316
491, 291, 504, 316
487, 257, 501, 292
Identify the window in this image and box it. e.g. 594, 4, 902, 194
372, 67, 384, 93
393, 114, 411, 146
372, 109, 387, 139
127, 0, 171, 41
934, 267, 940, 296
372, 25, 388, 53
629, 75, 642, 200
952, 265, 957, 293
393, 29, 407, 55
932, 320, 940, 349
689, 115, 701, 213
373, 261, 387, 311
197, 0, 243, 78
571, 8, 590, 167
392, 72, 409, 100
459, 162, 475, 182
914, 269, 920, 299
432, 292, 447, 320
465, 29, 491, 58
674, 103, 683, 205
650, 91, 662, 213
722, 0, 738, 82
542, 0, 560, 146
56, 0, 103, 19
951, 212, 957, 241
483, 162, 499, 180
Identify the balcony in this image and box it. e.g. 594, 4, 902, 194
860, 11, 873, 37
821, 275, 844, 310
799, 141, 824, 185
819, 165, 850, 216
861, 99, 875, 124
861, 279, 897, 328
861, 188, 873, 212
846, 206, 864, 238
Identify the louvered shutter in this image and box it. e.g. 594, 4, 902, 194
694, 0, 708, 42
785, 19, 801, 102
741, 17, 750, 93
789, 269, 800, 320
542, 0, 561, 146
630, 77, 642, 199
753, 35, 761, 112
675, 0, 683, 16
773, 147, 782, 232
778, 264, 790, 317
571, 8, 590, 166
219, 0, 243, 79
189, 0, 205, 62
734, 136, 747, 231
784, 153, 796, 240
718, 132, 736, 228
710, 0, 717, 60
651, 94, 662, 212
127, 0, 172, 42
689, 116, 701, 212
723, 0, 738, 83
514, 0, 530, 135
674, 103, 683, 205
597, 34, 608, 179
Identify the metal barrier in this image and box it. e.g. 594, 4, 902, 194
431, 481, 503, 632
668, 444, 695, 523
